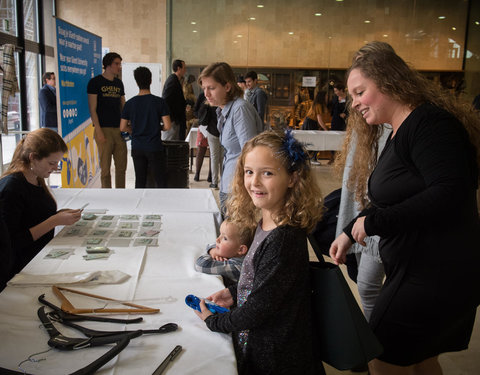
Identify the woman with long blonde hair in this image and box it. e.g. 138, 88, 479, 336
330, 41, 480, 375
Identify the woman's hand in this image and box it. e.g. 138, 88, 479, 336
352, 216, 367, 246
54, 209, 82, 226
30, 208, 82, 241
207, 288, 233, 308
194, 299, 213, 321
329, 232, 353, 265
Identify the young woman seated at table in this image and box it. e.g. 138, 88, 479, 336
0, 128, 82, 281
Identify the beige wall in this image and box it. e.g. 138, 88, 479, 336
172, 0, 469, 71
57, 0, 168, 79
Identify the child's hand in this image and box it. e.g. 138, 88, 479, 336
194, 299, 213, 321
329, 232, 352, 265
208, 288, 234, 308
209, 248, 228, 262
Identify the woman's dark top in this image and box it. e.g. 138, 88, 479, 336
194, 92, 219, 137
0, 172, 56, 275
346, 103, 480, 365
205, 225, 317, 375
330, 96, 347, 131
0, 199, 13, 290
302, 116, 320, 130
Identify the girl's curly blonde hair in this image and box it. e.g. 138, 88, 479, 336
336, 41, 480, 209
226, 130, 323, 233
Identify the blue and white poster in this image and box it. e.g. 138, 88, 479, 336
55, 18, 102, 187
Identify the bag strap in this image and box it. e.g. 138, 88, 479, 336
307, 234, 327, 265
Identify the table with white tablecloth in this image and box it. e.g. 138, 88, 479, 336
0, 189, 236, 375
186, 128, 199, 171
291, 130, 346, 151
186, 128, 346, 154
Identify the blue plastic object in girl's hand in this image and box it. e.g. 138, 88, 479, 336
185, 295, 229, 314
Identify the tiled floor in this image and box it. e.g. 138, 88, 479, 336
50, 153, 480, 374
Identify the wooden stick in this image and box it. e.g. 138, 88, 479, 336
52, 286, 160, 314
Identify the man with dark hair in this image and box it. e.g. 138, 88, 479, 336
245, 70, 268, 128
87, 52, 127, 188
162, 59, 187, 140
39, 72, 57, 131
120, 67, 171, 188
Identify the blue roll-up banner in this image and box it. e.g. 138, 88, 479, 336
55, 18, 102, 187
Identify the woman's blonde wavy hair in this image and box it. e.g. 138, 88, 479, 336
226, 130, 323, 233
336, 41, 480, 209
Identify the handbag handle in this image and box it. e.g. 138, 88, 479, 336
307, 234, 328, 265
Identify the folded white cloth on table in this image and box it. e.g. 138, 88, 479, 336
7, 270, 130, 286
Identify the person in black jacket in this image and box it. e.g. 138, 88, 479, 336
330, 41, 480, 375
39, 72, 57, 131
194, 130, 324, 374
162, 59, 187, 140
194, 91, 219, 187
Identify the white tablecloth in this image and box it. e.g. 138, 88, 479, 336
186, 128, 198, 149
292, 130, 346, 151
187, 128, 345, 152
0, 189, 236, 375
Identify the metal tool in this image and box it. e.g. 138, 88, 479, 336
152, 345, 182, 375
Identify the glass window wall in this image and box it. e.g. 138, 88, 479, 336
23, 0, 38, 42
25, 51, 39, 129
0, 0, 16, 36
171, 0, 468, 71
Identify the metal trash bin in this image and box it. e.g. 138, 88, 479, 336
163, 140, 189, 188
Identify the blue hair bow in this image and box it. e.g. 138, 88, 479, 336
281, 129, 309, 172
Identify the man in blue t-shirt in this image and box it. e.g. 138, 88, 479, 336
87, 52, 127, 188
120, 67, 171, 188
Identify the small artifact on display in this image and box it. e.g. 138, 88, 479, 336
44, 248, 75, 259
52, 285, 160, 314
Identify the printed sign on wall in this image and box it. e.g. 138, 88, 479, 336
55, 18, 102, 187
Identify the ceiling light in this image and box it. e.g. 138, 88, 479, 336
438, 16, 446, 20
364, 20, 371, 24
237, 34, 243, 38
315, 13, 322, 16
383, 34, 388, 37
475, 21, 479, 25
249, 17, 256, 20
192, 30, 197, 33
288, 32, 294, 35
257, 4, 264, 8
452, 27, 456, 30
191, 21, 196, 25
